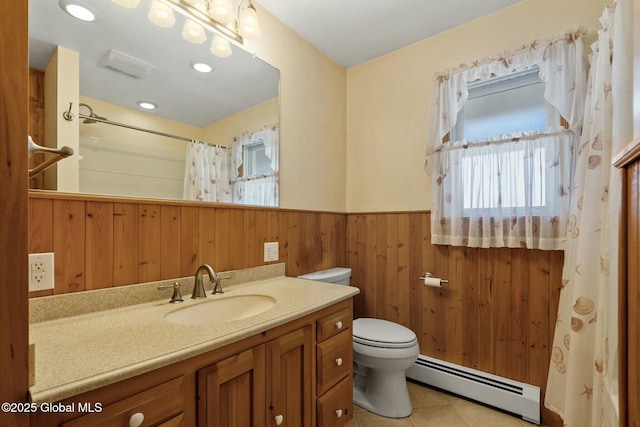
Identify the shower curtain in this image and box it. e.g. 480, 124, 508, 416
545, 1, 632, 425
183, 140, 232, 203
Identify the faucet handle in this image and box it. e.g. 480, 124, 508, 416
158, 282, 184, 303
211, 275, 231, 295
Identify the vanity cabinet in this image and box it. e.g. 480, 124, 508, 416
315, 307, 353, 427
265, 327, 313, 427
59, 376, 185, 427
30, 299, 353, 427
197, 326, 313, 427
197, 346, 266, 426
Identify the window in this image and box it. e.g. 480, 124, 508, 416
427, 34, 585, 250
242, 141, 273, 178
451, 67, 546, 141
448, 67, 560, 216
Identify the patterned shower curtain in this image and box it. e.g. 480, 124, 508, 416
545, 1, 632, 425
183, 140, 232, 203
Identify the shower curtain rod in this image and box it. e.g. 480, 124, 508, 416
79, 114, 229, 150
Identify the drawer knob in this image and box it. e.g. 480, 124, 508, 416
336, 321, 343, 329
335, 357, 343, 367
129, 412, 144, 427
274, 414, 284, 425
336, 409, 343, 418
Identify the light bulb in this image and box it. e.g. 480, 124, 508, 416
210, 35, 232, 58
148, 0, 175, 28
182, 19, 206, 44
209, 0, 232, 23
238, 4, 260, 38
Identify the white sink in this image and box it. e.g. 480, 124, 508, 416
164, 294, 276, 325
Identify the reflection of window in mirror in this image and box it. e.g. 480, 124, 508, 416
243, 142, 273, 178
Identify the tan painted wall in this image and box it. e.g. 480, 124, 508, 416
245, 5, 347, 212
44, 47, 80, 192
346, 0, 610, 212
202, 97, 279, 147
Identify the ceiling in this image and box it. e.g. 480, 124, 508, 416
257, 0, 524, 68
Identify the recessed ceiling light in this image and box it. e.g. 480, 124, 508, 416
137, 101, 157, 110
59, 0, 100, 22
191, 62, 213, 73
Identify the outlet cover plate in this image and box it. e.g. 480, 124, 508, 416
264, 242, 279, 262
29, 252, 55, 292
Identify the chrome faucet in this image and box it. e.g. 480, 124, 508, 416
193, 264, 222, 299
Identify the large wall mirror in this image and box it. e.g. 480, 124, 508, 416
29, 0, 280, 206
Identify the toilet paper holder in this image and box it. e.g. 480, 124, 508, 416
419, 272, 449, 284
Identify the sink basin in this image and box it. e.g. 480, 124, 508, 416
164, 294, 276, 325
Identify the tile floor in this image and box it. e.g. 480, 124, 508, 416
345, 381, 551, 427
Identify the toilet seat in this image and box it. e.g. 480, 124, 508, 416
353, 318, 418, 349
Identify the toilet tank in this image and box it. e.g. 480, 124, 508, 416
297, 267, 352, 285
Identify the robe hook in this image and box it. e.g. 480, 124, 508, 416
62, 102, 74, 121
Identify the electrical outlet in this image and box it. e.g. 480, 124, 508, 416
264, 242, 279, 262
29, 252, 55, 292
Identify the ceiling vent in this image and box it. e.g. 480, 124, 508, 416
98, 49, 155, 78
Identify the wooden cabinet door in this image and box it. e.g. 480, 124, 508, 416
197, 345, 266, 427
266, 326, 313, 427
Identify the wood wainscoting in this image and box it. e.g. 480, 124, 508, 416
28, 192, 346, 296
346, 212, 564, 425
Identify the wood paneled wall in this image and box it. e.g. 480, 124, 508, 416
614, 139, 640, 427
346, 212, 564, 425
1, 1, 29, 425
28, 193, 346, 296
28, 194, 566, 424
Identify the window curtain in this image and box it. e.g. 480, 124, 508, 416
231, 126, 279, 207
183, 140, 232, 203
426, 30, 587, 250
432, 130, 575, 249
545, 1, 632, 425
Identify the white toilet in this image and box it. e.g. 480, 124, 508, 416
297, 268, 420, 419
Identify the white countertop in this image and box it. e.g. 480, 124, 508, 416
29, 273, 358, 403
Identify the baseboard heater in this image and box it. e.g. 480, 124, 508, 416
406, 355, 540, 425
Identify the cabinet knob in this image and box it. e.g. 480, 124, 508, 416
129, 412, 144, 427
336, 409, 343, 418
274, 414, 284, 425
335, 357, 343, 367
336, 320, 343, 329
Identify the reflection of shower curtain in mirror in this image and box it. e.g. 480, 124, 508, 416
183, 140, 232, 203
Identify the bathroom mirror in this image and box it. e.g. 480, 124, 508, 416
28, 0, 280, 206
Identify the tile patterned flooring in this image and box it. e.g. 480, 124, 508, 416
345, 381, 550, 427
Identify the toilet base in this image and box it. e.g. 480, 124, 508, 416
353, 369, 413, 418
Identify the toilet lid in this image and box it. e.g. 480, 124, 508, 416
353, 318, 418, 349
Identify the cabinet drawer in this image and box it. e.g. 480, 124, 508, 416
317, 330, 352, 395
317, 308, 351, 342
62, 376, 185, 427
317, 375, 353, 427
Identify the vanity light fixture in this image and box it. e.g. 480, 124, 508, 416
59, 0, 100, 22
148, 0, 176, 27
137, 101, 158, 110
191, 62, 213, 73
210, 35, 232, 58
182, 19, 207, 44
111, 0, 141, 8
237, 2, 260, 38
113, 0, 262, 58
208, 0, 233, 24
